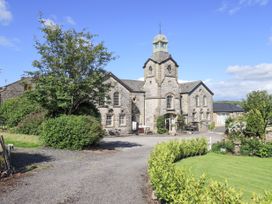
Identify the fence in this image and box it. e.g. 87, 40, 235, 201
0, 135, 12, 178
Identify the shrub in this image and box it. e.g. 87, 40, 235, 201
0, 94, 41, 128
208, 122, 215, 131
16, 111, 47, 135
156, 115, 168, 134
40, 115, 104, 150
148, 138, 272, 203
211, 140, 234, 154
245, 110, 266, 139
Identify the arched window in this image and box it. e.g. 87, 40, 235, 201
148, 66, 153, 75
196, 95, 200, 107
113, 92, 120, 106
166, 95, 174, 109
203, 95, 207, 106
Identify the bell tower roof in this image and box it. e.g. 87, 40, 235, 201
152, 33, 168, 53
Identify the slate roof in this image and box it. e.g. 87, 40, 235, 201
179, 80, 202, 94
150, 51, 171, 63
213, 103, 244, 113
121, 79, 144, 92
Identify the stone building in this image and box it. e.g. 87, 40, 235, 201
0, 77, 32, 104
98, 33, 214, 134
213, 103, 244, 127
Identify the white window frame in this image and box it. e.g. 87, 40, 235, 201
113, 92, 120, 106
203, 95, 207, 107
119, 114, 126, 126
106, 114, 113, 127
166, 95, 174, 109
196, 95, 200, 107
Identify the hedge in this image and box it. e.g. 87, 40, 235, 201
0, 94, 41, 128
148, 138, 272, 203
40, 115, 104, 150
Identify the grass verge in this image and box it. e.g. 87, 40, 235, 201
0, 131, 42, 148
176, 152, 272, 201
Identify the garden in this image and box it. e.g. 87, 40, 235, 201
0, 18, 114, 175
148, 90, 272, 203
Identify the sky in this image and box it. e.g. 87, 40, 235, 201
0, 0, 272, 100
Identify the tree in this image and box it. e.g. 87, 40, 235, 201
29, 18, 114, 116
242, 91, 272, 139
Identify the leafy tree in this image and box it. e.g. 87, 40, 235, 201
242, 91, 272, 139
29, 18, 114, 116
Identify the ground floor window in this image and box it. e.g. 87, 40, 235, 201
106, 114, 113, 126
192, 112, 197, 121
119, 114, 126, 126
206, 112, 210, 120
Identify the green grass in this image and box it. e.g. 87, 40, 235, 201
176, 153, 272, 201
0, 131, 42, 148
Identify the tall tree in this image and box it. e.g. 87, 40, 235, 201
242, 90, 272, 139
29, 18, 114, 116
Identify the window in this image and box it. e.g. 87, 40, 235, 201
196, 96, 200, 106
200, 112, 203, 121
167, 65, 172, 74
119, 115, 126, 126
192, 112, 197, 121
166, 95, 174, 109
113, 92, 120, 106
203, 95, 207, 106
106, 115, 113, 126
149, 66, 153, 74
207, 112, 210, 120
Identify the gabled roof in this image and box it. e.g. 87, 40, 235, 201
213, 103, 244, 113
108, 73, 145, 93
179, 80, 214, 95
121, 79, 144, 92
143, 51, 179, 68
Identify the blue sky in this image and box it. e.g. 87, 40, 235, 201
0, 0, 272, 100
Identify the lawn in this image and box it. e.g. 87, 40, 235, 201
0, 131, 42, 148
176, 153, 272, 201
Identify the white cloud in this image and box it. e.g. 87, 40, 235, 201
0, 35, 19, 49
137, 77, 144, 81
218, 0, 270, 15
205, 63, 272, 100
64, 16, 76, 25
42, 18, 57, 28
0, 0, 12, 25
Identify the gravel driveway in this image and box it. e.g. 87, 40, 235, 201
0, 132, 223, 204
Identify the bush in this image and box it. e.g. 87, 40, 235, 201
148, 138, 272, 203
240, 138, 272, 158
245, 110, 266, 139
156, 115, 168, 134
211, 140, 234, 154
0, 94, 41, 128
16, 111, 47, 135
40, 115, 104, 150
208, 122, 215, 131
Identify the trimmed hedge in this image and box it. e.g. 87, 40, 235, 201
148, 138, 272, 203
40, 115, 104, 150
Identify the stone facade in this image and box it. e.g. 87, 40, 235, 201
0, 78, 32, 104
98, 33, 214, 134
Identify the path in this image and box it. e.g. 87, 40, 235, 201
0, 133, 223, 204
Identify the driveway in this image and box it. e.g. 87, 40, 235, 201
0, 132, 223, 204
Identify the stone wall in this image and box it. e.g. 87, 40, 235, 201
187, 84, 213, 131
